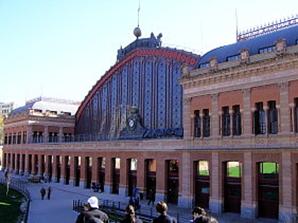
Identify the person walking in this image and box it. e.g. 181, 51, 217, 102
153, 201, 177, 223
75, 196, 109, 223
121, 205, 142, 223
192, 207, 210, 223
40, 187, 46, 200
47, 186, 52, 200
147, 189, 155, 206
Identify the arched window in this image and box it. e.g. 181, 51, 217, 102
203, 109, 210, 137
194, 110, 201, 138
232, 105, 242, 136
222, 106, 230, 136
268, 101, 278, 134
255, 102, 266, 135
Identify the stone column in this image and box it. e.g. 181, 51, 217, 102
24, 153, 29, 176
155, 158, 166, 202
27, 126, 32, 144
38, 154, 43, 176
218, 111, 223, 137
241, 152, 256, 219
210, 152, 222, 214
200, 112, 204, 139
229, 109, 233, 136
69, 155, 74, 185
183, 97, 192, 139
178, 152, 192, 208
279, 151, 295, 222
19, 153, 23, 175
61, 155, 66, 184
53, 155, 57, 182
104, 157, 112, 194
279, 82, 290, 134
80, 156, 86, 188
289, 103, 295, 133
44, 126, 49, 143
264, 106, 268, 135
190, 114, 195, 138
58, 127, 64, 143
119, 158, 127, 197
242, 88, 253, 136
211, 94, 219, 138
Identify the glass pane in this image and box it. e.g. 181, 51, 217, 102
201, 187, 209, 194
101, 158, 106, 168
260, 162, 278, 174
115, 158, 120, 169
148, 160, 156, 172
169, 160, 179, 172
130, 158, 137, 171
227, 161, 241, 177
197, 161, 209, 176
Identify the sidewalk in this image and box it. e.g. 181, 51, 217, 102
1, 172, 278, 223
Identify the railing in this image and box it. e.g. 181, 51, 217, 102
73, 199, 183, 223
0, 176, 31, 223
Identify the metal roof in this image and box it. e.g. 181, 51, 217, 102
198, 24, 298, 66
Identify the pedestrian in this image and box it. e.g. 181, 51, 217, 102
121, 205, 142, 223
147, 189, 155, 206
75, 196, 109, 223
47, 186, 52, 200
40, 187, 46, 200
192, 207, 210, 223
153, 201, 177, 223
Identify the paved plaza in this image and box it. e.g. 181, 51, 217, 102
0, 171, 278, 223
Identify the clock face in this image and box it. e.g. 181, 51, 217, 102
127, 118, 136, 130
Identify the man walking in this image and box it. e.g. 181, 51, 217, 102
47, 186, 52, 200
40, 187, 46, 200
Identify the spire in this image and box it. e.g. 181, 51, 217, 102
133, 0, 142, 39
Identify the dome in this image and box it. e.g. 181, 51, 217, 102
133, 26, 142, 38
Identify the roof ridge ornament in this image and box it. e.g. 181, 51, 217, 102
237, 14, 298, 42
133, 0, 142, 39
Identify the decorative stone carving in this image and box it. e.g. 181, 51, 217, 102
276, 39, 286, 55
240, 49, 250, 64
209, 57, 218, 71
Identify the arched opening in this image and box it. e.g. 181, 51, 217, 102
257, 162, 279, 219
56, 155, 61, 183
74, 156, 81, 187
16, 154, 20, 174
166, 160, 179, 204
41, 155, 45, 177
145, 159, 156, 201
112, 158, 120, 194
64, 156, 70, 185
224, 161, 241, 213
33, 154, 38, 175
194, 160, 210, 209
97, 157, 105, 192
28, 154, 32, 174
128, 158, 137, 197
85, 157, 92, 188
47, 155, 53, 182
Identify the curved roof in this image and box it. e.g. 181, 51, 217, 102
10, 97, 79, 116
198, 25, 298, 66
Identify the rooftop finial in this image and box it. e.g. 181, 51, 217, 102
133, 0, 142, 39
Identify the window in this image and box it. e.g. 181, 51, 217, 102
254, 102, 266, 135
226, 54, 240, 62
222, 106, 230, 136
202, 109, 210, 137
196, 160, 209, 176
17, 132, 21, 144
259, 162, 279, 174
194, 110, 201, 138
227, 161, 241, 178
232, 105, 242, 136
130, 159, 137, 171
268, 101, 278, 134
22, 132, 27, 144
295, 98, 298, 133
259, 46, 275, 54
4, 135, 7, 144
200, 63, 209, 68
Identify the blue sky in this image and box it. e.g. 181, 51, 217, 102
0, 0, 297, 107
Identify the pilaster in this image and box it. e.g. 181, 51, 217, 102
178, 152, 192, 208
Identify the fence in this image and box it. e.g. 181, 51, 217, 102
0, 176, 31, 223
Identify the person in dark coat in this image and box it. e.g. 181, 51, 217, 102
47, 186, 52, 200
121, 205, 142, 223
40, 187, 46, 200
153, 201, 176, 223
147, 189, 155, 206
75, 196, 109, 223
192, 207, 210, 223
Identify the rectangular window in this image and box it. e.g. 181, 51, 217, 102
194, 110, 201, 138
259, 46, 275, 54
227, 54, 240, 62
202, 109, 210, 137
268, 101, 278, 134
254, 102, 266, 135
227, 161, 241, 178
200, 63, 209, 68
259, 162, 279, 174
222, 106, 230, 136
22, 132, 27, 144
197, 160, 209, 176
232, 105, 242, 136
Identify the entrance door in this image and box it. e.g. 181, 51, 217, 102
146, 159, 156, 200
224, 161, 241, 213
85, 157, 92, 189
258, 162, 279, 219
194, 160, 210, 209
112, 158, 120, 194
65, 156, 70, 185
128, 159, 137, 197
97, 158, 105, 192
74, 156, 81, 187
167, 160, 179, 204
